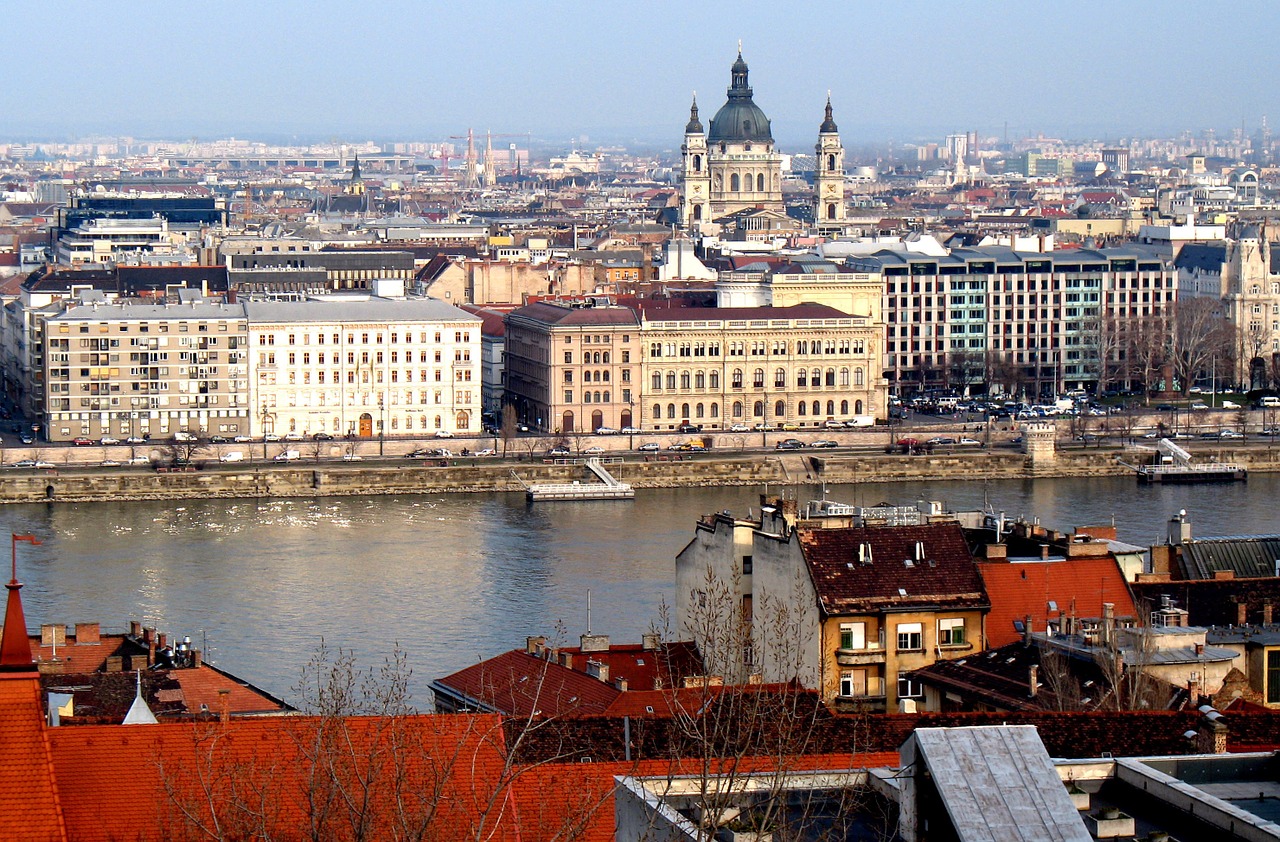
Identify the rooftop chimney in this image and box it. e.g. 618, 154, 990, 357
218, 689, 231, 724
641, 633, 660, 651
586, 659, 609, 683
74, 623, 100, 645
580, 633, 610, 653
1029, 665, 1039, 698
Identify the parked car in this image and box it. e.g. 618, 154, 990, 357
233, 435, 252, 443
809, 439, 839, 448
729, 423, 750, 432
219, 451, 245, 462
11, 460, 35, 468
958, 437, 982, 446
637, 442, 660, 452
126, 436, 146, 445
582, 446, 605, 456
594, 426, 618, 435
687, 444, 708, 452
209, 435, 229, 444
99, 436, 120, 445
19, 434, 34, 445
927, 436, 956, 446
72, 437, 93, 446
753, 423, 777, 432
1222, 400, 1242, 409
263, 433, 281, 442
473, 448, 496, 457
667, 442, 692, 451
780, 422, 800, 431
283, 432, 305, 442
823, 419, 846, 429
775, 439, 805, 450
677, 423, 702, 434
98, 460, 121, 467
1218, 429, 1244, 439
273, 450, 301, 461
313, 432, 334, 441
434, 430, 454, 438
341, 453, 364, 461
1189, 402, 1209, 411
547, 445, 570, 456
173, 431, 197, 442
620, 426, 641, 434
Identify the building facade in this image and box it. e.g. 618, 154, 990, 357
243, 298, 481, 439
42, 301, 250, 441
503, 300, 642, 434
848, 244, 1178, 396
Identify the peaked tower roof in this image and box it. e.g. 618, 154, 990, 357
820, 95, 838, 133
0, 538, 36, 671
685, 95, 704, 134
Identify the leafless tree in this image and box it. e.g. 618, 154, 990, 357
1169, 298, 1233, 397
499, 405, 518, 458
1122, 312, 1171, 402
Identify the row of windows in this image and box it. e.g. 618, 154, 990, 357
650, 398, 864, 420
649, 367, 867, 390
258, 350, 466, 366
259, 330, 471, 346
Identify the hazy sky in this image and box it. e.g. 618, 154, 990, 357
8, 0, 1280, 148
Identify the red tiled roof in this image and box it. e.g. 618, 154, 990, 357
0, 673, 66, 841
432, 649, 621, 717
978, 557, 1137, 647
798, 522, 988, 616
642, 303, 852, 322
552, 641, 701, 693
506, 301, 641, 328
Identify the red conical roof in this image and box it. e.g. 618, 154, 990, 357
0, 577, 33, 670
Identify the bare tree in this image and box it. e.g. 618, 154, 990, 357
1169, 298, 1233, 397
1123, 312, 1171, 402
499, 405, 518, 458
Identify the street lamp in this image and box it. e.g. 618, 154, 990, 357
261, 403, 269, 461
627, 399, 635, 449
378, 396, 385, 456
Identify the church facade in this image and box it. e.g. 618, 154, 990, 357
680, 51, 844, 232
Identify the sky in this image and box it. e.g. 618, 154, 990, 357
7, 0, 1280, 149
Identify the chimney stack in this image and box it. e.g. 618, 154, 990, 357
74, 623, 100, 645
1238, 602, 1249, 625
1265, 603, 1273, 625
218, 689, 231, 724
1029, 665, 1039, 698
1023, 615, 1033, 647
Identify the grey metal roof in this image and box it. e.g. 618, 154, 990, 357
1173, 242, 1227, 272
907, 726, 1091, 841
243, 297, 479, 324
848, 243, 1172, 273
51, 302, 247, 322
1179, 536, 1280, 580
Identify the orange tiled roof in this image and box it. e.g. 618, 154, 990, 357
978, 557, 1137, 647
0, 673, 66, 841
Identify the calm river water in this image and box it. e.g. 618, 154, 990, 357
7, 475, 1279, 707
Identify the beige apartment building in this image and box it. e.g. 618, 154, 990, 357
243, 297, 482, 439
503, 300, 642, 433
42, 301, 250, 441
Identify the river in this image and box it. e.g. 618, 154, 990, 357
7, 475, 1277, 708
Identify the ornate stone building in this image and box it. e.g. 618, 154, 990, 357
680, 50, 846, 232
681, 51, 785, 228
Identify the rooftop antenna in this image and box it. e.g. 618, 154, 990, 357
586, 588, 592, 635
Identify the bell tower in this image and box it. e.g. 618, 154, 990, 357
814, 94, 845, 228
681, 94, 710, 230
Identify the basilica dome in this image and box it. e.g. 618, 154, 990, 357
707, 51, 773, 144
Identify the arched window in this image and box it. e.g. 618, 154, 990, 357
602, 390, 610, 402
753, 400, 764, 417
693, 205, 703, 221
825, 368, 836, 387
434, 415, 442, 429
757, 173, 765, 191
797, 370, 808, 387
811, 368, 821, 387
693, 154, 702, 172
681, 403, 691, 420
666, 372, 677, 390
798, 402, 807, 416
653, 403, 662, 419
710, 403, 719, 418
840, 399, 849, 414
730, 173, 741, 192
774, 400, 785, 417
680, 371, 691, 389
855, 399, 863, 414
602, 371, 610, 383
592, 410, 603, 431
456, 410, 470, 430
732, 369, 743, 388
840, 367, 850, 387
855, 367, 864, 386
709, 371, 720, 389
668, 403, 676, 419
593, 352, 601, 364
652, 372, 662, 390
753, 368, 765, 388
562, 410, 574, 433
695, 403, 705, 419
695, 371, 705, 389
826, 400, 835, 415
827, 202, 836, 219
774, 368, 786, 388
584, 392, 592, 403
827, 153, 836, 171
811, 400, 820, 416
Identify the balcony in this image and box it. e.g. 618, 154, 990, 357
835, 643, 887, 667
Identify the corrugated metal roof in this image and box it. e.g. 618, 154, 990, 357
1180, 537, 1280, 580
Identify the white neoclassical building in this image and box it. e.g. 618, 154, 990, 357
244, 297, 482, 439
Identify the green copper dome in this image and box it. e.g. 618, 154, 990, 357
708, 51, 773, 144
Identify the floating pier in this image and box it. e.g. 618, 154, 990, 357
521, 458, 635, 501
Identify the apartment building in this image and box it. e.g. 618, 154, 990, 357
848, 244, 1177, 396
503, 299, 642, 433
243, 297, 481, 438
42, 301, 250, 441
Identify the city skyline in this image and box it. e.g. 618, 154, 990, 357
7, 0, 1280, 147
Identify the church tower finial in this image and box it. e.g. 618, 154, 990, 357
686, 93, 704, 134
820, 93, 838, 133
